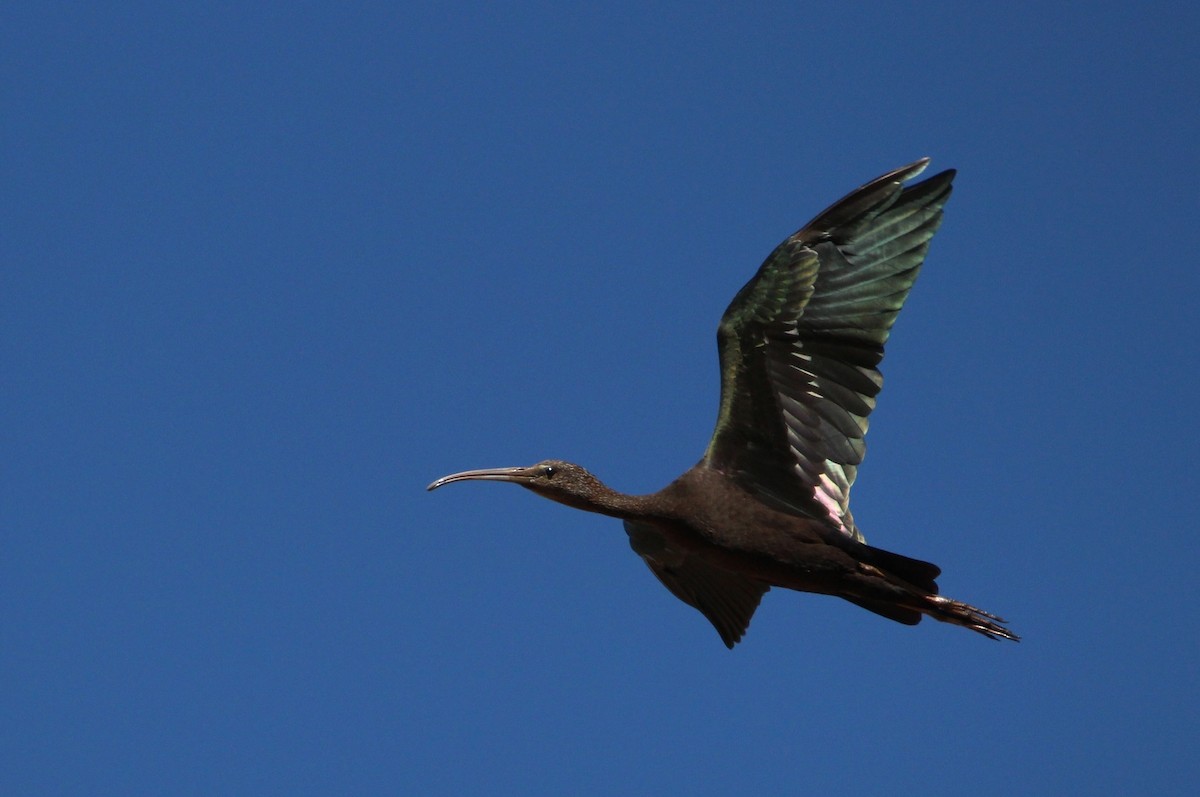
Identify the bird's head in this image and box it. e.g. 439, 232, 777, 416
427, 459, 609, 511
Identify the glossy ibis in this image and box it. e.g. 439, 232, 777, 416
429, 159, 1017, 647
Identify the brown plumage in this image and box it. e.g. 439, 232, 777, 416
428, 159, 1017, 647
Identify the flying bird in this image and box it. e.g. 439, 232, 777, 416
429, 159, 1018, 647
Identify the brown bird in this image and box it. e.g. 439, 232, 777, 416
428, 159, 1017, 647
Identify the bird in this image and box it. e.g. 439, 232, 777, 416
428, 158, 1018, 648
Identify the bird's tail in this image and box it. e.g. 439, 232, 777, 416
860, 544, 941, 594
856, 544, 1019, 641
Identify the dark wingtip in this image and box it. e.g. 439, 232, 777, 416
896, 156, 931, 181
799, 157, 947, 240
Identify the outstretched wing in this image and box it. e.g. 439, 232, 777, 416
625, 520, 770, 648
703, 159, 955, 542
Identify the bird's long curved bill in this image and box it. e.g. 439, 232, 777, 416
426, 467, 526, 491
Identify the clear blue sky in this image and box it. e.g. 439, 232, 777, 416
4, 3, 1198, 794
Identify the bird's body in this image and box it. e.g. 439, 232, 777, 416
429, 159, 1018, 647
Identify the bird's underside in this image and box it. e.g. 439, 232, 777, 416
428, 158, 1018, 648
624, 467, 1017, 647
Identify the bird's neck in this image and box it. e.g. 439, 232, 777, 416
589, 485, 657, 519
546, 481, 657, 520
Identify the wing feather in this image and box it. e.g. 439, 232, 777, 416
625, 520, 769, 649
703, 160, 955, 542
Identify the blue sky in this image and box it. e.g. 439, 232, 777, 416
4, 2, 1198, 794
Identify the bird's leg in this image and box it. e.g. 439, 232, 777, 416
923, 594, 1019, 641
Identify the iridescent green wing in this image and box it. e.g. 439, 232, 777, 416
703, 159, 955, 542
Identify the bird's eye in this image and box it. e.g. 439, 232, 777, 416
542, 465, 556, 478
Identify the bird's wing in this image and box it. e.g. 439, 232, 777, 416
625, 520, 769, 648
703, 159, 955, 542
